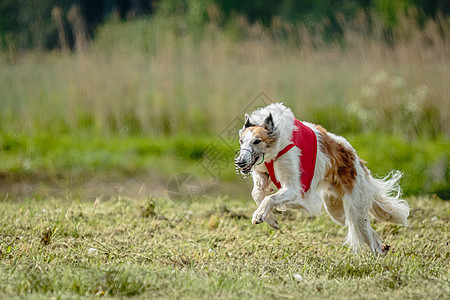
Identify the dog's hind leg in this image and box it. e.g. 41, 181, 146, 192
251, 171, 279, 229
342, 170, 408, 255
342, 193, 387, 255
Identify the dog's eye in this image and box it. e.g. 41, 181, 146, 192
253, 139, 261, 145
239, 139, 243, 144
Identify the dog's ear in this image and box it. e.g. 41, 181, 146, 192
263, 113, 275, 133
244, 114, 254, 128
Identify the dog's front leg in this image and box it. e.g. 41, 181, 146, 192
251, 171, 279, 229
252, 186, 298, 225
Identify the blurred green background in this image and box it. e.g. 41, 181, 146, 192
0, 0, 449, 198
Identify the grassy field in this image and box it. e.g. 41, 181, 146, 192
0, 8, 449, 299
0, 194, 448, 298
0, 132, 448, 196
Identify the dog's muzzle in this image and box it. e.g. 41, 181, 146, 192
234, 149, 261, 177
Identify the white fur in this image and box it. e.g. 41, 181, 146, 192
240, 103, 410, 255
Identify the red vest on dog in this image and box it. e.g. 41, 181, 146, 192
264, 119, 317, 193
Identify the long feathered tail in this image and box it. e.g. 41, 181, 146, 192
369, 170, 410, 226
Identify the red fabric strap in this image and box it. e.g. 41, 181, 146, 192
274, 143, 295, 160
264, 145, 293, 189
264, 119, 317, 193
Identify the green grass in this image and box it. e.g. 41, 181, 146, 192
1, 132, 448, 196
0, 194, 448, 298
0, 132, 215, 180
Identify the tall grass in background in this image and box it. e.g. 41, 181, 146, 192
0, 8, 448, 139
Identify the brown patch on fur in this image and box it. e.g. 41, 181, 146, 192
315, 125, 357, 193
323, 194, 345, 225
243, 126, 277, 146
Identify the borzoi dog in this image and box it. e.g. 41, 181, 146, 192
234, 103, 409, 255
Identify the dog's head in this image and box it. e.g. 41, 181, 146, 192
235, 113, 278, 175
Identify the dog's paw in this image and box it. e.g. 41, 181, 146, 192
252, 198, 273, 226
252, 211, 279, 229
252, 209, 265, 225
381, 243, 391, 255
252, 206, 269, 225
252, 206, 276, 227
265, 212, 279, 230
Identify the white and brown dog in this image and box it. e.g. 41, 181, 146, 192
235, 103, 409, 255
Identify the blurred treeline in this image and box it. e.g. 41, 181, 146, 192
1, 0, 449, 51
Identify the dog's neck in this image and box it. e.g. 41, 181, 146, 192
264, 119, 295, 161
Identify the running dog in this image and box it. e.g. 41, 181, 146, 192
234, 103, 409, 255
